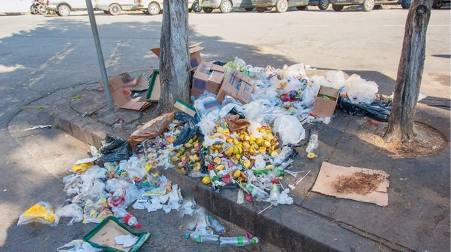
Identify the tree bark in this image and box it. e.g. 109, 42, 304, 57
384, 0, 432, 143
158, 0, 190, 112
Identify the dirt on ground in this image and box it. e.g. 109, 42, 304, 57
332, 172, 384, 195
358, 121, 448, 158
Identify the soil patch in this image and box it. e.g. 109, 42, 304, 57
332, 172, 384, 195
358, 120, 448, 158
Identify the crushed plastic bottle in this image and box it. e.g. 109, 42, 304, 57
269, 184, 280, 206
123, 213, 141, 229
193, 234, 219, 244
242, 183, 269, 201
207, 215, 225, 235
219, 236, 259, 247
305, 131, 319, 154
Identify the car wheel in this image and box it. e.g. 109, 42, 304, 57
318, 0, 329, 10
332, 4, 343, 11
30, 5, 38, 14
275, 0, 288, 13
38, 5, 48, 15
296, 6, 307, 10
202, 7, 214, 13
148, 2, 160, 15
245, 7, 253, 11
373, 4, 382, 9
432, 0, 443, 9
57, 4, 70, 16
256, 7, 266, 12
109, 3, 121, 15
219, 0, 232, 13
362, 0, 374, 11
192, 1, 202, 12
401, 0, 411, 9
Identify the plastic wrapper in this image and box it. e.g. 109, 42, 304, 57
100, 135, 132, 162
338, 96, 391, 122
57, 240, 101, 252
114, 234, 138, 248
71, 179, 106, 206
128, 113, 175, 146
341, 74, 378, 104
55, 204, 83, 226
273, 115, 305, 145
82, 198, 113, 224
223, 114, 250, 131
17, 202, 59, 226
326, 71, 346, 89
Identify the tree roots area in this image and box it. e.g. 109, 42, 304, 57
358, 121, 448, 158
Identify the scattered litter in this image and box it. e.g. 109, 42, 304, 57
24, 125, 52, 131
57, 239, 101, 252
17, 202, 58, 226
114, 234, 138, 248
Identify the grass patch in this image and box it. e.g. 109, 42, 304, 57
71, 95, 85, 102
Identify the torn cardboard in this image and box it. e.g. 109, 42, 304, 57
217, 69, 254, 104
174, 99, 196, 117
311, 162, 389, 206
128, 112, 175, 146
100, 76, 151, 111
191, 61, 226, 98
151, 42, 204, 71
310, 86, 339, 118
146, 70, 161, 102
118, 72, 148, 92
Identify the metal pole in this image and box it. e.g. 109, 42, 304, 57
85, 0, 114, 110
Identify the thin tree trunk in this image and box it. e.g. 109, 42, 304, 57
158, 0, 190, 112
384, 0, 432, 143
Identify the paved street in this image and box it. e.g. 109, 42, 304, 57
0, 6, 449, 251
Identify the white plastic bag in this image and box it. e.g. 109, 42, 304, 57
55, 204, 83, 226
57, 240, 101, 252
273, 116, 305, 145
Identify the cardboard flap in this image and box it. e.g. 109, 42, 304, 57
318, 86, 339, 99
189, 46, 204, 54
208, 71, 224, 84
189, 41, 204, 48
150, 47, 161, 57
152, 42, 204, 57
146, 70, 161, 102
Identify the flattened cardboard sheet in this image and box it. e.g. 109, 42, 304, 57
312, 162, 389, 206
100, 76, 150, 111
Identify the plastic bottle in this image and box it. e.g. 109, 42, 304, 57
193, 234, 219, 244
219, 236, 258, 247
123, 213, 141, 229
242, 183, 269, 201
269, 184, 280, 206
207, 215, 226, 235
306, 131, 319, 153
209, 169, 221, 190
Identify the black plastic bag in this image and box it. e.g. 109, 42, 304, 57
173, 112, 199, 146
338, 96, 391, 122
100, 135, 132, 162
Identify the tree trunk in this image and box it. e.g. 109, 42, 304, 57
158, 0, 190, 112
384, 0, 432, 143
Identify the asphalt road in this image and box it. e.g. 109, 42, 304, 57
0, 6, 449, 251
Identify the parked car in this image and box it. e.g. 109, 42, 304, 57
432, 0, 450, 9
47, 0, 98, 16
329, 0, 411, 12
199, 0, 254, 13
306, 0, 330, 10
252, 0, 311, 13
96, 0, 141, 15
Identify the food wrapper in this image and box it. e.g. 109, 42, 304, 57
17, 202, 58, 226
128, 113, 175, 146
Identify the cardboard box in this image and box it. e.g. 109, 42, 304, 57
173, 99, 196, 117
310, 86, 340, 118
100, 76, 151, 111
191, 61, 226, 98
216, 69, 254, 105
146, 70, 161, 102
150, 42, 204, 71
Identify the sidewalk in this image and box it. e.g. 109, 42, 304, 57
9, 75, 450, 252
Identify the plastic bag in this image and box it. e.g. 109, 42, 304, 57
341, 74, 379, 104
273, 115, 305, 145
326, 71, 346, 89
223, 114, 250, 131
17, 202, 58, 226
338, 95, 391, 122
82, 198, 112, 224
55, 204, 83, 226
173, 112, 198, 146
128, 113, 175, 146
100, 135, 132, 162
57, 240, 101, 252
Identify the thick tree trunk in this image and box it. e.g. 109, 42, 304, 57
384, 0, 432, 143
158, 0, 190, 112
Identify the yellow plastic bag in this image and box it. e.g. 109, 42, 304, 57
17, 202, 58, 226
